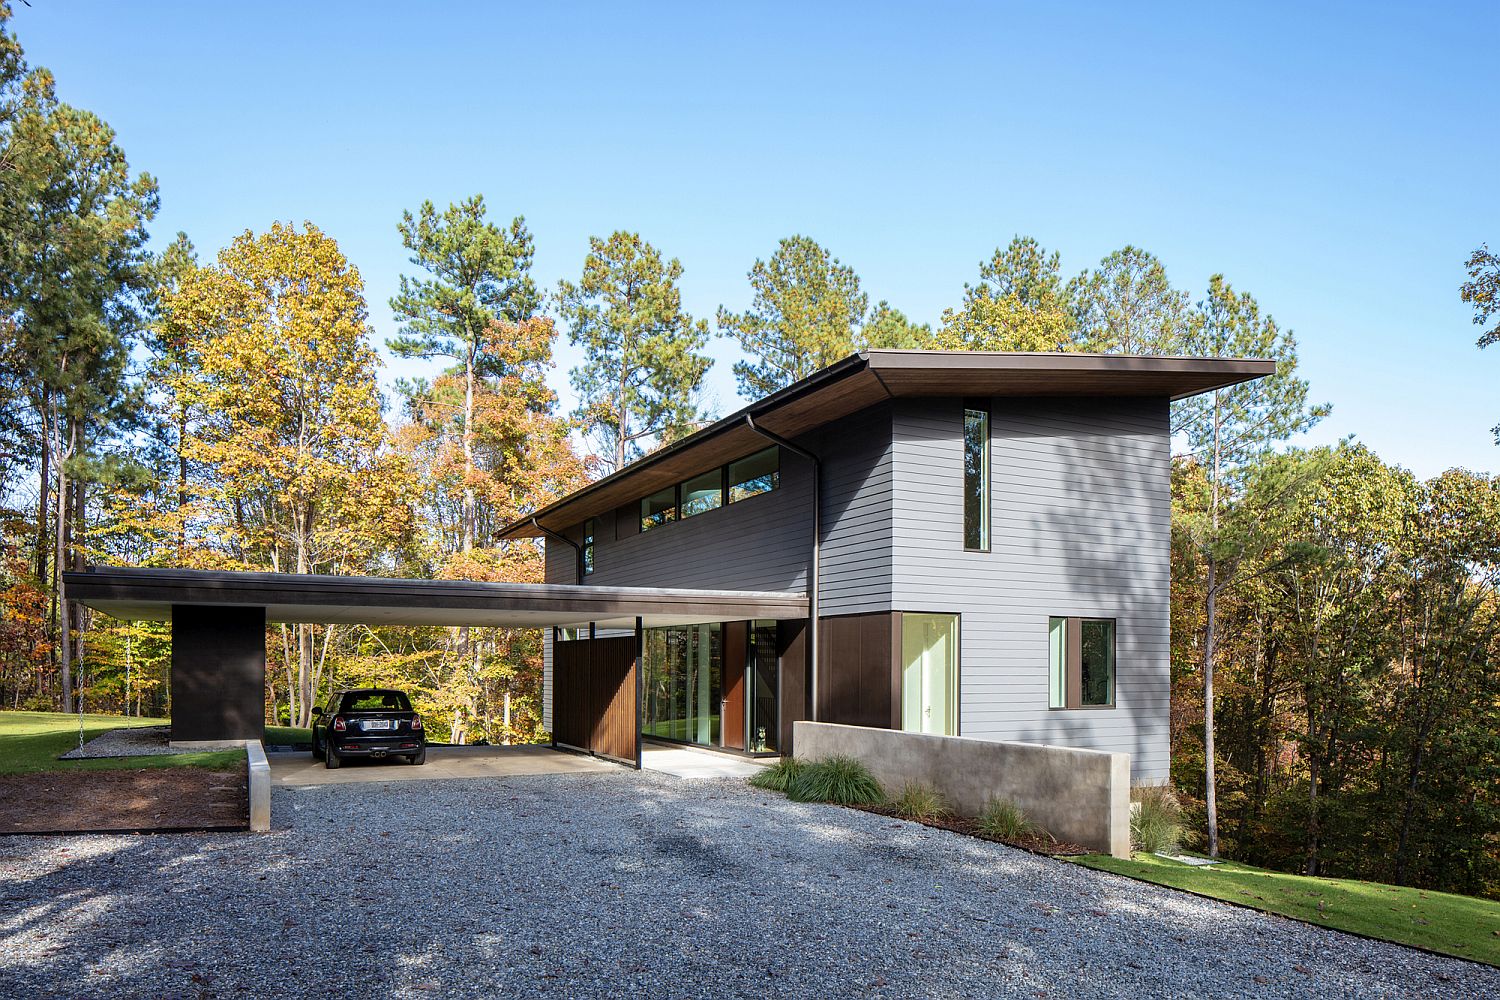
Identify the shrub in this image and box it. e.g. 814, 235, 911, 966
1131, 785, 1183, 855
785, 755, 885, 805
891, 781, 951, 823
976, 796, 1044, 842
748, 757, 805, 793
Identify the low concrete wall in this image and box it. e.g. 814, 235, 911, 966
793, 722, 1130, 858
246, 741, 270, 833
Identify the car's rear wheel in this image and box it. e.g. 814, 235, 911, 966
409, 747, 426, 766
325, 743, 341, 769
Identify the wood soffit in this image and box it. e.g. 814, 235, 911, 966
500, 351, 1275, 538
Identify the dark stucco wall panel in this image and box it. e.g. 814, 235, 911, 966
170, 604, 266, 742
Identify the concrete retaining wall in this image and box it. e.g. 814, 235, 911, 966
793, 722, 1130, 857
246, 741, 270, 832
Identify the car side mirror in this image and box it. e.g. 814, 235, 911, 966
311, 706, 322, 716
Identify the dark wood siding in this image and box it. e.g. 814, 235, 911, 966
816, 611, 900, 730
552, 636, 637, 763
777, 618, 808, 754
722, 621, 747, 750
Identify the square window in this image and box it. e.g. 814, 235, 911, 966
1049, 617, 1114, 709
640, 487, 677, 532
681, 469, 724, 518
728, 447, 779, 503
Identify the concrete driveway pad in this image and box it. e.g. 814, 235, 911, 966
268, 744, 618, 785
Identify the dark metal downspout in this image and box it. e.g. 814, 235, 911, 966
529, 517, 583, 585
744, 414, 820, 722
634, 616, 644, 770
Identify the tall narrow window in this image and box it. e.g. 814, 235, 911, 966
582, 518, 596, 576
1048, 617, 1115, 709
963, 402, 990, 551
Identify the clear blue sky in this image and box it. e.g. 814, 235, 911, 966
18, 1, 1499, 477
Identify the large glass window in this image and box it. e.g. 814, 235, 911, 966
681, 469, 725, 518
901, 613, 959, 736
749, 621, 779, 752
1048, 617, 1115, 709
963, 403, 989, 551
640, 486, 678, 532
728, 447, 779, 503
642, 624, 722, 746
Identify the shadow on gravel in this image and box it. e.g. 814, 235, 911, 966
1, 771, 1495, 999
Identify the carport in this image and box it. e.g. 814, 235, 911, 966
64, 567, 809, 768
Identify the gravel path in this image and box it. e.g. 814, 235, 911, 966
1, 769, 1494, 999
58, 726, 188, 760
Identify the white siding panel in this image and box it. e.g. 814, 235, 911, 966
891, 396, 1172, 783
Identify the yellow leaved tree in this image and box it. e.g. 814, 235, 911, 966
159, 221, 412, 726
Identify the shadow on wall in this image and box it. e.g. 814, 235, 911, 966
1004, 397, 1172, 780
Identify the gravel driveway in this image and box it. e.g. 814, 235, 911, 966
1, 769, 1494, 999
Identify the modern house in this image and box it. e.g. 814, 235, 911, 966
498, 350, 1274, 784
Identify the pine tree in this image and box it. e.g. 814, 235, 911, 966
1174, 274, 1329, 857
388, 195, 538, 554
939, 236, 1077, 351
718, 235, 868, 399
557, 232, 711, 472
1068, 246, 1190, 354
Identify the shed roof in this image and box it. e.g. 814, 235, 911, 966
498, 349, 1275, 539
65, 568, 808, 629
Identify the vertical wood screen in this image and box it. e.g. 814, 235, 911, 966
552, 635, 638, 762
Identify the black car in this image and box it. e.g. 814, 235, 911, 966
312, 688, 426, 768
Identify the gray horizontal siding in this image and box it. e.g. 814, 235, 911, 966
891, 395, 1172, 783
806, 404, 894, 616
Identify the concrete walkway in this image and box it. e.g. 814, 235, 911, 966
641, 742, 768, 779
267, 744, 618, 786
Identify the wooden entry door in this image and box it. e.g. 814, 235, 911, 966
721, 621, 747, 750
553, 635, 638, 763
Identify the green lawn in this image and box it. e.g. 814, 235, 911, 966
1070, 851, 1500, 967
264, 725, 312, 745
0, 711, 244, 774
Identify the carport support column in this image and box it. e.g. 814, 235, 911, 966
634, 616, 643, 770
170, 604, 266, 745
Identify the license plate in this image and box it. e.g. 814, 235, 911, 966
362, 720, 392, 731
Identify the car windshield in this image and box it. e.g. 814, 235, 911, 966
340, 691, 411, 713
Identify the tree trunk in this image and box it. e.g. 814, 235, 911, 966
34, 439, 48, 585
1203, 387, 1223, 859
1204, 560, 1219, 858
294, 516, 313, 727
54, 420, 72, 714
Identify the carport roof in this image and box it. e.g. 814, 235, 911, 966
64, 567, 808, 629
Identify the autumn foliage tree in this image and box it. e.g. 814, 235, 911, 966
159, 222, 410, 726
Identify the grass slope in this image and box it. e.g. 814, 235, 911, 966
1071, 851, 1500, 967
264, 725, 312, 745
0, 711, 243, 774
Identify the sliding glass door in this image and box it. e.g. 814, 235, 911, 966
642, 623, 722, 746
640, 620, 778, 753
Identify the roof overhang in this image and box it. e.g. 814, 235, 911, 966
499, 349, 1276, 538
65, 568, 808, 629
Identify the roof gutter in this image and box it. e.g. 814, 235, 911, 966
530, 517, 583, 585
744, 413, 820, 724
497, 352, 870, 539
